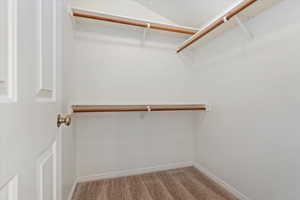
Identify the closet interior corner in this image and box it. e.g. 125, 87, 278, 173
61, 0, 299, 200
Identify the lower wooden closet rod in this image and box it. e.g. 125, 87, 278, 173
72, 106, 207, 113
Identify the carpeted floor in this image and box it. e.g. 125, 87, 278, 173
71, 167, 239, 200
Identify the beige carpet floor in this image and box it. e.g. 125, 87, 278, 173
71, 167, 239, 200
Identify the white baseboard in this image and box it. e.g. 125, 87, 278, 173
193, 163, 251, 200
76, 161, 194, 183
68, 161, 251, 200
67, 180, 78, 200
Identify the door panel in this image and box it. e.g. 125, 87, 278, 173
37, 142, 57, 200
0, 0, 17, 102
0, 0, 62, 200
37, 0, 56, 101
0, 176, 18, 200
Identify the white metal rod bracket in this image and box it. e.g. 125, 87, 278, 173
223, 16, 228, 23
141, 23, 151, 46
68, 7, 77, 25
139, 105, 151, 119
205, 104, 211, 112
147, 105, 151, 112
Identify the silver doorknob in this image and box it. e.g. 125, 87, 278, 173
57, 114, 71, 128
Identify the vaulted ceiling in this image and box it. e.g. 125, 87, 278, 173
73, 0, 284, 29
132, 0, 284, 28
132, 0, 241, 27
72, 0, 284, 39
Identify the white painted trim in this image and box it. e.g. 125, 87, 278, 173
0, 175, 18, 200
7, 0, 18, 103
53, 142, 57, 200
8, 176, 18, 200
0, 0, 18, 103
193, 163, 252, 200
36, 0, 57, 102
36, 142, 57, 200
68, 162, 193, 199
69, 101, 209, 107
69, 161, 249, 200
76, 161, 193, 183
57, 130, 63, 200
67, 181, 78, 200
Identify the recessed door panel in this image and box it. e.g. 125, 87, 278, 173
37, 0, 56, 101
37, 142, 57, 200
0, 0, 17, 102
0, 176, 18, 200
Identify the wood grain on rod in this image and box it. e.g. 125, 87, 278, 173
150, 25, 196, 35
177, 0, 257, 53
73, 107, 206, 113
73, 13, 196, 35
73, 108, 148, 113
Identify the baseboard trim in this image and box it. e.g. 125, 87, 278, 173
76, 161, 194, 183
193, 163, 251, 200
67, 180, 78, 200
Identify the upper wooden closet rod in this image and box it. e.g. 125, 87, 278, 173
72, 8, 198, 35
177, 0, 257, 53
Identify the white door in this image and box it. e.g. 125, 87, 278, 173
0, 0, 64, 200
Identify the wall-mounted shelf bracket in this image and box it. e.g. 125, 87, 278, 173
141, 23, 151, 46
234, 16, 253, 39
68, 7, 77, 25
223, 16, 229, 23
176, 0, 257, 53
139, 105, 152, 119
205, 104, 212, 112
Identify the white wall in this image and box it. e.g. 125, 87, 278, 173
67, 0, 201, 180
66, 0, 300, 199
191, 1, 300, 200
72, 0, 175, 24
68, 17, 196, 105
75, 112, 196, 178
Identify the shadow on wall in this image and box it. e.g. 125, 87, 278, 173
239, 0, 286, 21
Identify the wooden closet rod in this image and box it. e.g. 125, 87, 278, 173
177, 0, 257, 53
73, 11, 197, 35
72, 105, 207, 113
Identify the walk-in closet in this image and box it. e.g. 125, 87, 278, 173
1, 0, 299, 200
